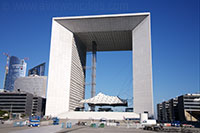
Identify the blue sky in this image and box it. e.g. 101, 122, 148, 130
0, 0, 199, 111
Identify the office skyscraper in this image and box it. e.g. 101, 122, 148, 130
4, 56, 27, 92
28, 63, 45, 76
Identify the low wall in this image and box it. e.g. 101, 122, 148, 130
58, 111, 139, 120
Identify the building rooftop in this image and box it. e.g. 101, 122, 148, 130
53, 12, 150, 51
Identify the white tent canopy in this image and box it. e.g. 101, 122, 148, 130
80, 93, 127, 106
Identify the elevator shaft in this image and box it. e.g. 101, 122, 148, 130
91, 41, 97, 111
91, 41, 97, 98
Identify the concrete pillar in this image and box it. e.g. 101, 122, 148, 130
132, 15, 154, 117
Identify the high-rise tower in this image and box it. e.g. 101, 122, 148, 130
4, 56, 27, 92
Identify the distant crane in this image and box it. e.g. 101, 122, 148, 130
3, 53, 10, 89
24, 57, 29, 61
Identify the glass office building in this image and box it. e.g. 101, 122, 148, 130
28, 63, 45, 76
4, 56, 27, 92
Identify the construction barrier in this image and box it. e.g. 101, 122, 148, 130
61, 122, 65, 128
13, 121, 26, 127
66, 122, 72, 128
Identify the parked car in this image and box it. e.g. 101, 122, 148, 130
181, 124, 194, 128
171, 121, 180, 127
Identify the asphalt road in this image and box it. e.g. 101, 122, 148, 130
10, 125, 62, 133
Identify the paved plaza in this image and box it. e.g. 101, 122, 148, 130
0, 125, 156, 133
58, 126, 155, 133
1, 123, 200, 133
